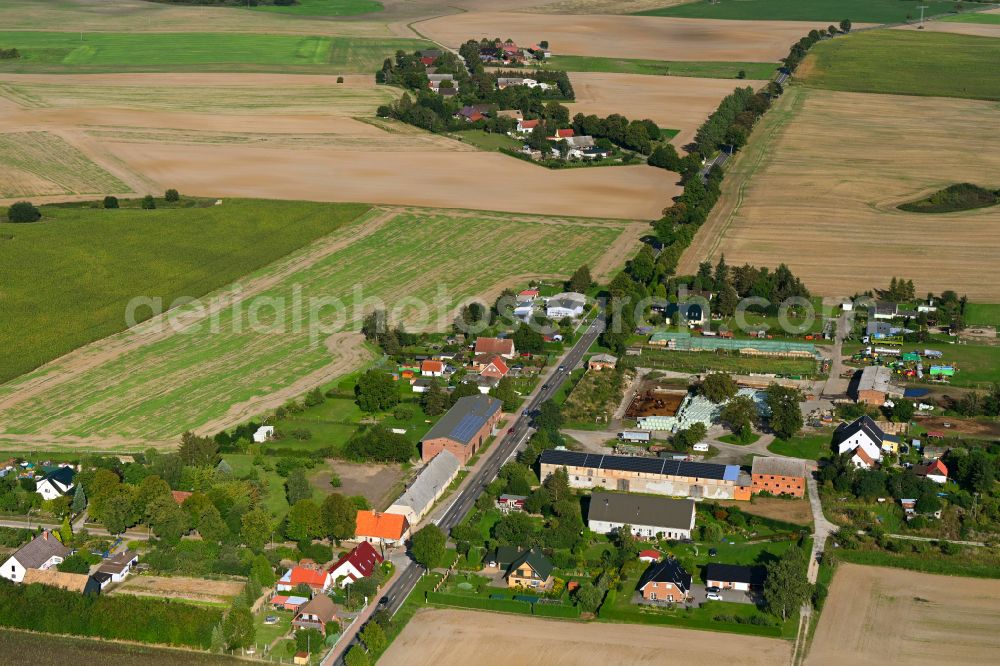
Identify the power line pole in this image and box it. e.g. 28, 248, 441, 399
918, 5, 929, 28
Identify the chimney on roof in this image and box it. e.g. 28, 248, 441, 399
43, 531, 48, 541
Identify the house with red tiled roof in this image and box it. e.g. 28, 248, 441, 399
170, 490, 192, 505
850, 446, 876, 470
916, 459, 948, 484
421, 359, 444, 377
355, 510, 410, 546
328, 542, 384, 588
277, 565, 332, 593
474, 337, 515, 359
638, 549, 661, 564
516, 119, 539, 134
548, 128, 575, 141
478, 355, 509, 380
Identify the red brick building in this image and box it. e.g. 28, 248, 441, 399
420, 395, 502, 463
750, 457, 807, 498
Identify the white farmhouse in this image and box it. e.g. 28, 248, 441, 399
833, 415, 884, 463
587, 492, 696, 541
36, 467, 75, 501
545, 292, 586, 319
1, 531, 70, 583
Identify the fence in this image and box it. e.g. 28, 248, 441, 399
426, 591, 580, 618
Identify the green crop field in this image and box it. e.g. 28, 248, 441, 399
0, 31, 430, 74
250, 0, 383, 17
0, 131, 129, 198
0, 628, 240, 666
540, 56, 777, 80
942, 11, 1000, 23
0, 198, 372, 385
637, 0, 976, 23
965, 303, 1000, 327
801, 30, 1000, 101
0, 207, 634, 446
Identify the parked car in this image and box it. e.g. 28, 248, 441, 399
264, 616, 278, 625
706, 592, 723, 601
705, 586, 720, 594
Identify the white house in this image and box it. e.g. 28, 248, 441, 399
587, 492, 696, 541
545, 292, 586, 319
704, 563, 766, 592
1, 531, 70, 583
36, 467, 75, 501
327, 542, 383, 588
386, 450, 461, 524
97, 549, 138, 584
833, 415, 884, 462
253, 425, 275, 443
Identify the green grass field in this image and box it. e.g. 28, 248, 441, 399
0, 131, 129, 198
965, 303, 1000, 327
0, 31, 430, 73
802, 29, 1000, 101
0, 198, 372, 385
767, 431, 833, 459
451, 129, 523, 152
637, 0, 974, 23
0, 207, 633, 444
541, 56, 777, 80
942, 10, 1000, 23
0, 628, 240, 666
250, 0, 383, 17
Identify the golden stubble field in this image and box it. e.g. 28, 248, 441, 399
808, 564, 1000, 665
381, 608, 792, 666
680, 86, 1000, 300
417, 12, 839, 61
0, 72, 679, 218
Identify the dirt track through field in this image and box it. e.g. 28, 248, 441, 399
381, 608, 792, 665
680, 87, 1000, 299
566, 72, 752, 147
808, 564, 1000, 665
418, 13, 843, 62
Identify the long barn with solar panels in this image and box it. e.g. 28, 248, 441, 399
420, 394, 503, 464
539, 449, 752, 501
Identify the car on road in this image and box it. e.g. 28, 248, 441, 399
508, 427, 514, 434
541, 383, 549, 390
377, 596, 390, 608
705, 586, 720, 594
558, 365, 565, 371
706, 592, 723, 601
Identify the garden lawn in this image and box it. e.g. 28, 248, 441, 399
0, 32, 430, 73
451, 129, 523, 152
965, 303, 1000, 328
0, 199, 370, 385
0, 207, 631, 444
637, 0, 966, 23
801, 30, 1000, 101
253, 608, 293, 646
250, 0, 384, 17
621, 349, 816, 376
542, 56, 777, 80
224, 454, 300, 516
767, 431, 833, 460
941, 11, 1000, 24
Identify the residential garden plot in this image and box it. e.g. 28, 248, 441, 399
0, 32, 431, 74
681, 87, 1000, 300
109, 575, 244, 606
382, 608, 793, 665
0, 131, 129, 198
417, 12, 832, 62
637, 0, 962, 23
800, 29, 1000, 101
0, 207, 634, 447
542, 55, 777, 80
808, 564, 1000, 665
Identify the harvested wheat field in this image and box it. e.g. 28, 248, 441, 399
0, 72, 677, 215
808, 564, 1000, 665
565, 72, 750, 146
418, 13, 838, 62
0, 207, 640, 448
382, 608, 791, 666
680, 87, 1000, 299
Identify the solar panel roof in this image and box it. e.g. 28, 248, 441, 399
539, 449, 736, 481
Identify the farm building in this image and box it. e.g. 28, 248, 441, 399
638, 559, 691, 603
420, 394, 503, 463
587, 492, 696, 540
22, 568, 101, 596
475, 337, 515, 358
271, 595, 308, 613
636, 394, 719, 432
539, 449, 751, 500
704, 563, 766, 592
386, 449, 461, 524
588, 354, 618, 371
646, 331, 822, 359
850, 365, 902, 405
751, 457, 807, 498
834, 415, 885, 463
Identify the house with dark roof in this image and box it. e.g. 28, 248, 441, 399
328, 542, 384, 588
97, 549, 138, 583
638, 559, 691, 603
292, 594, 338, 634
36, 466, 75, 501
1, 530, 70, 583
834, 415, 884, 463
587, 492, 696, 541
420, 395, 503, 464
704, 563, 766, 592
503, 547, 554, 591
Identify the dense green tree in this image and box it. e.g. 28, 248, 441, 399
141, 194, 156, 210
295, 628, 324, 653
285, 467, 312, 506
222, 606, 255, 650
344, 425, 414, 463
567, 265, 592, 293
576, 583, 604, 613
345, 646, 371, 666
647, 143, 680, 171
361, 621, 387, 653
765, 384, 803, 440
763, 546, 810, 621
7, 201, 40, 223
57, 554, 92, 574
411, 524, 447, 569
321, 493, 357, 543
355, 369, 400, 412
840, 19, 852, 32
178, 431, 219, 467
719, 394, 758, 440
493, 511, 535, 547
164, 188, 180, 202
285, 499, 323, 542
512, 325, 545, 354
71, 485, 87, 514
421, 379, 448, 416
102, 196, 119, 209
700, 373, 738, 403
197, 504, 230, 544
240, 508, 273, 551
490, 377, 520, 412
147, 494, 189, 543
